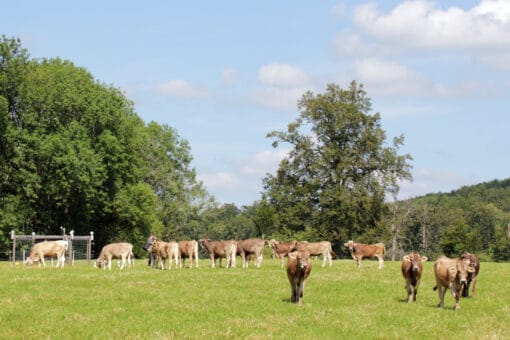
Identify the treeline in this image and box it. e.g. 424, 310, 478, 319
1, 37, 508, 262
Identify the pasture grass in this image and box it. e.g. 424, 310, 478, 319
0, 257, 509, 339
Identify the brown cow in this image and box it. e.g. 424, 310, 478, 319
460, 252, 480, 298
178, 240, 199, 269
286, 251, 312, 305
433, 256, 475, 310
236, 238, 265, 268
268, 239, 297, 268
296, 241, 336, 268
96, 242, 133, 270
401, 252, 428, 302
151, 240, 179, 270
344, 240, 385, 269
199, 238, 237, 268
25, 241, 67, 268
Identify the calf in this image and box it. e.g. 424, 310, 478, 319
286, 251, 312, 305
433, 256, 475, 310
296, 241, 336, 268
24, 241, 66, 268
199, 238, 237, 268
151, 240, 179, 270
268, 239, 297, 268
236, 238, 265, 268
178, 240, 199, 269
344, 240, 385, 269
460, 252, 480, 298
401, 252, 428, 302
96, 242, 133, 270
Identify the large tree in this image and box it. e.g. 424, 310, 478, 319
263, 82, 412, 249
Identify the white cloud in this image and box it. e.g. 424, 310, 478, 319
354, 0, 510, 50
221, 68, 239, 86
258, 63, 310, 88
241, 149, 290, 176
197, 172, 240, 190
251, 86, 306, 111
156, 80, 209, 98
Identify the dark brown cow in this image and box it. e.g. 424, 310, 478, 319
433, 256, 475, 310
296, 241, 337, 268
268, 239, 297, 268
178, 240, 199, 269
344, 240, 385, 269
236, 238, 265, 268
460, 252, 480, 298
401, 252, 428, 302
199, 238, 237, 268
286, 251, 312, 305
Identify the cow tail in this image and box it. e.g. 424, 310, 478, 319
330, 249, 337, 259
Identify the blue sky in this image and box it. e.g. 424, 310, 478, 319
4, 0, 510, 206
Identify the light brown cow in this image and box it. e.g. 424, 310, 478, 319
178, 240, 199, 269
25, 241, 67, 268
433, 256, 475, 310
296, 241, 336, 268
460, 252, 480, 298
199, 238, 237, 268
268, 239, 297, 268
287, 251, 312, 305
96, 242, 133, 270
344, 240, 385, 269
236, 238, 265, 268
401, 252, 428, 302
151, 240, 179, 270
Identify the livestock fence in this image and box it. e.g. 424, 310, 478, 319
10, 229, 94, 265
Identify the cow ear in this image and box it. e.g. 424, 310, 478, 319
467, 265, 475, 273
448, 266, 457, 280
288, 252, 297, 260
403, 255, 410, 262
421, 256, 428, 262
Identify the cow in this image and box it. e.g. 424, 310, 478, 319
433, 256, 475, 310
199, 239, 237, 268
96, 242, 133, 270
24, 241, 67, 268
296, 241, 336, 268
151, 240, 179, 270
267, 239, 297, 268
344, 240, 386, 269
236, 238, 265, 268
286, 251, 312, 305
401, 252, 428, 302
178, 240, 199, 269
460, 252, 480, 298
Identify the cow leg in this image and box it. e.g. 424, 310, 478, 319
356, 257, 361, 269
298, 281, 305, 305
471, 278, 477, 298
453, 291, 461, 310
437, 287, 445, 308
378, 256, 384, 269
405, 282, 413, 303
290, 282, 297, 303
280, 255, 284, 268
210, 255, 215, 268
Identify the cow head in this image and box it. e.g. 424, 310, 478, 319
403, 252, 428, 272
449, 260, 475, 285
289, 251, 311, 270
24, 257, 35, 266
96, 259, 106, 269
344, 240, 355, 252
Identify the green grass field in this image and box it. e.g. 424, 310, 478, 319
0, 256, 508, 339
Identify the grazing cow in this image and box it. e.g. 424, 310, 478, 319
268, 239, 297, 268
460, 252, 480, 298
25, 241, 67, 268
296, 241, 336, 268
286, 251, 312, 305
178, 240, 199, 269
96, 242, 133, 270
199, 239, 237, 268
151, 240, 179, 270
236, 238, 265, 268
344, 240, 386, 269
401, 252, 428, 302
433, 256, 475, 310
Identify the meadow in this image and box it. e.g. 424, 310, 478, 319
0, 256, 509, 339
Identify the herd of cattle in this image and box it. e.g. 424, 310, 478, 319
23, 238, 480, 309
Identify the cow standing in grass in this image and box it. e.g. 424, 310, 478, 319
286, 251, 312, 305
401, 252, 428, 302
268, 239, 297, 268
296, 241, 336, 268
460, 252, 480, 298
344, 240, 386, 269
237, 238, 265, 268
25, 241, 67, 268
178, 240, 199, 269
433, 256, 475, 310
199, 238, 237, 268
151, 240, 179, 270
96, 242, 133, 270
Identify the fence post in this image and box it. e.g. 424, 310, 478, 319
11, 230, 16, 265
